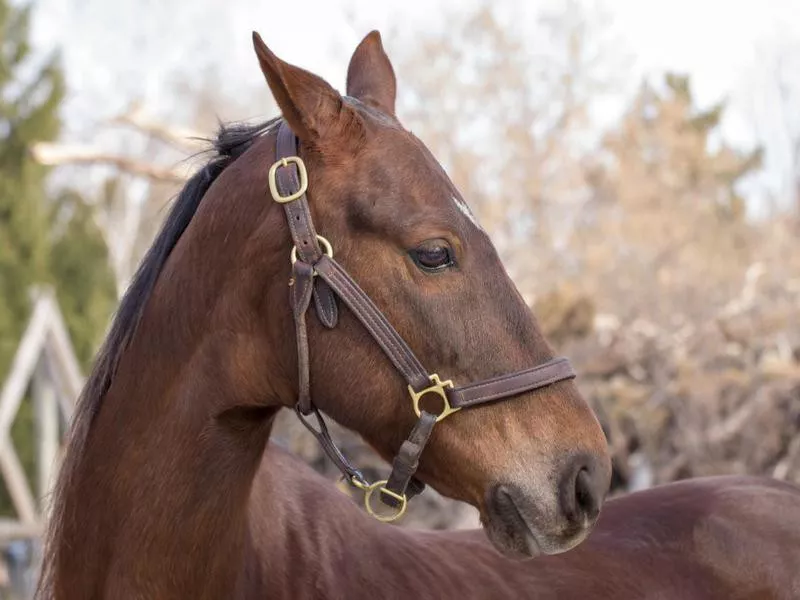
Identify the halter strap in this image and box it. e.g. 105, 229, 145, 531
447, 357, 575, 408
275, 124, 338, 328
270, 121, 577, 520
314, 256, 575, 407
314, 256, 432, 392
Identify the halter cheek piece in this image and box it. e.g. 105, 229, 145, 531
270, 122, 576, 522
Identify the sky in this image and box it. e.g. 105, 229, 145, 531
27, 0, 800, 211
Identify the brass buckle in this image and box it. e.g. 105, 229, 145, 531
290, 235, 333, 265
409, 374, 459, 423
269, 156, 308, 203
353, 477, 408, 523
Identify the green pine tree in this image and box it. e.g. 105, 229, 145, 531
0, 2, 58, 375
49, 189, 117, 366
0, 0, 116, 516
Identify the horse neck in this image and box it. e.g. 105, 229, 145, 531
47, 141, 293, 599
250, 445, 566, 599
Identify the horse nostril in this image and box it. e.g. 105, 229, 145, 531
574, 468, 600, 520
559, 455, 606, 524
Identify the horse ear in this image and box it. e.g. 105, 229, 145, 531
252, 31, 345, 142
346, 30, 397, 117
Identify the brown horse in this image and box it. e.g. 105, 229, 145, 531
37, 30, 611, 599
248, 442, 800, 599
36, 30, 800, 600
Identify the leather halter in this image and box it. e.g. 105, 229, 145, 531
270, 121, 576, 522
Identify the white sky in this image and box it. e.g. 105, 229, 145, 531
28, 0, 800, 210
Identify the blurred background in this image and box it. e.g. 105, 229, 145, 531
1, 0, 800, 596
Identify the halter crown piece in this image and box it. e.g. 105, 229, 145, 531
269, 121, 577, 522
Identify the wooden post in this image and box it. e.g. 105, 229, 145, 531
32, 360, 58, 511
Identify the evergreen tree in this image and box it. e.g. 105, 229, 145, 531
0, 1, 60, 375
0, 0, 116, 516
50, 189, 117, 366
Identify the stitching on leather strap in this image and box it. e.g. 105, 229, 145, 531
449, 359, 575, 408
316, 258, 429, 389
454, 358, 572, 396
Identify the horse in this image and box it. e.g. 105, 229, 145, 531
36, 29, 800, 599
249, 442, 800, 599
37, 29, 611, 599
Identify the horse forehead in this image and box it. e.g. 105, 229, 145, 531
360, 160, 485, 234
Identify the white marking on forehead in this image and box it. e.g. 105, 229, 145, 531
452, 195, 483, 231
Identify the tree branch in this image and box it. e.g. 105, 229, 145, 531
109, 102, 207, 152
31, 142, 188, 183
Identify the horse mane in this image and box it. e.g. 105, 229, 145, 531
37, 116, 281, 596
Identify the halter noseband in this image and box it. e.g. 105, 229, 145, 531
270, 122, 576, 522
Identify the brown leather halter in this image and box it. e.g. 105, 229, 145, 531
270, 121, 576, 522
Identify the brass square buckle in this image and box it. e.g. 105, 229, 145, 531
408, 374, 459, 423
269, 156, 308, 203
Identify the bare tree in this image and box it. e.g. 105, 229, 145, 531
392, 1, 627, 297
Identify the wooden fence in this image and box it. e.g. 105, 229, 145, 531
0, 288, 83, 598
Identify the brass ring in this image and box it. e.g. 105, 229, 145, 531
363, 480, 407, 523
290, 235, 333, 265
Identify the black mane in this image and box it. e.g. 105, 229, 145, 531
88, 117, 278, 414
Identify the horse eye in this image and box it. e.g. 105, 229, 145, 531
410, 243, 454, 272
